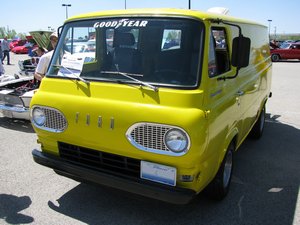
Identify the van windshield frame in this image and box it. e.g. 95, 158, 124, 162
48, 17, 204, 89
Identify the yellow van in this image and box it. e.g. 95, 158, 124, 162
31, 8, 272, 204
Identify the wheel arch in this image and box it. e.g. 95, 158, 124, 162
256, 96, 268, 121
218, 128, 238, 166
204, 131, 237, 200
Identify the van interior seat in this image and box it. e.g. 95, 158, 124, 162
111, 32, 142, 74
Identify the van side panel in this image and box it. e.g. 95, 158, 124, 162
201, 21, 271, 183
235, 23, 272, 145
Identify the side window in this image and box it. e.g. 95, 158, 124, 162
65, 27, 96, 54
161, 29, 181, 51
208, 34, 217, 77
208, 27, 230, 77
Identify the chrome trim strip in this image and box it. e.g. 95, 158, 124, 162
0, 105, 29, 112
110, 117, 114, 130
32, 125, 66, 133
86, 114, 90, 125
75, 112, 79, 123
98, 116, 102, 128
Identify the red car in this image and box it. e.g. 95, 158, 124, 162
270, 42, 300, 62
9, 39, 27, 50
11, 42, 35, 54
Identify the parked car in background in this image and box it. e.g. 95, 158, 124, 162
18, 30, 53, 76
9, 39, 27, 50
270, 42, 300, 61
11, 42, 36, 54
0, 31, 53, 120
66, 42, 88, 53
0, 76, 36, 120
85, 39, 96, 52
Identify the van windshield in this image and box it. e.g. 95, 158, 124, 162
48, 17, 204, 88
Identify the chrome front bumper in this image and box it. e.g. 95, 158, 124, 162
0, 104, 30, 120
0, 89, 33, 120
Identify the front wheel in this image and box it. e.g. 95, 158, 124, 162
271, 54, 280, 62
205, 142, 234, 200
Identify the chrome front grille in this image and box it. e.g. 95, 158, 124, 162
131, 124, 169, 150
43, 108, 67, 130
126, 123, 173, 154
31, 106, 67, 132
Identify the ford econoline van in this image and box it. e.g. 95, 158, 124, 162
31, 8, 272, 204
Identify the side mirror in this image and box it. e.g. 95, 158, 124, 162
231, 36, 251, 68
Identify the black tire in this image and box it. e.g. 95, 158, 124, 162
205, 142, 234, 200
250, 105, 265, 139
271, 54, 280, 62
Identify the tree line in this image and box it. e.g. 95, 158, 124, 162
0, 27, 26, 39
270, 33, 300, 41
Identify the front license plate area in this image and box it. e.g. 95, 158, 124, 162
141, 161, 176, 186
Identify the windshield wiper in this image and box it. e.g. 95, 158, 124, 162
53, 64, 89, 84
100, 71, 158, 92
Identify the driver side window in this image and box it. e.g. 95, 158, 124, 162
208, 27, 230, 77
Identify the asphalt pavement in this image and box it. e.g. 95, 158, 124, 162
0, 54, 299, 225
1, 53, 29, 76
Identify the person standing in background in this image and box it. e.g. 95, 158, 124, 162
0, 40, 4, 75
0, 60, 4, 76
2, 37, 11, 65
0, 40, 3, 62
33, 46, 47, 57
34, 32, 58, 82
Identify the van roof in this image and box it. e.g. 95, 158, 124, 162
66, 8, 265, 28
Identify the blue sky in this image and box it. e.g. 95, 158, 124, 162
1, 0, 298, 35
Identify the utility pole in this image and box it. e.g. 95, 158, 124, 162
267, 19, 272, 40
62, 4, 72, 19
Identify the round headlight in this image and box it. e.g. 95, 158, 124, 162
164, 128, 189, 153
32, 107, 46, 126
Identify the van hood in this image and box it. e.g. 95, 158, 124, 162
30, 78, 205, 157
